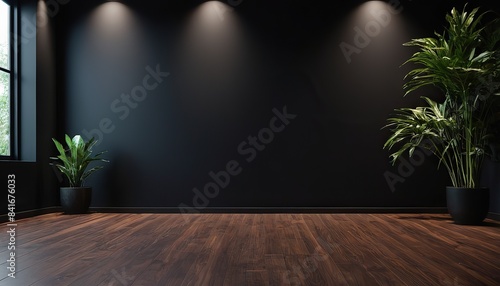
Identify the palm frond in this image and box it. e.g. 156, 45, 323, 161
385, 5, 499, 188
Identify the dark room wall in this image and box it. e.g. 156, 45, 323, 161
36, 0, 60, 209
0, 0, 60, 216
55, 0, 499, 211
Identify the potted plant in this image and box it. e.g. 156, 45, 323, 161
383, 5, 500, 224
50, 134, 108, 214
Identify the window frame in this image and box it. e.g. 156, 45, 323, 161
0, 0, 17, 160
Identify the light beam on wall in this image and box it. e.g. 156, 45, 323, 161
351, 1, 403, 25
175, 1, 252, 118
83, 2, 147, 87
337, 0, 407, 66
311, 0, 414, 119
88, 2, 141, 50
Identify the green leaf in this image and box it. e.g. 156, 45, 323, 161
50, 134, 108, 187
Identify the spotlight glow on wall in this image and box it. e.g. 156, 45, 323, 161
339, 0, 405, 64
67, 1, 150, 91
89, 2, 137, 35
85, 2, 147, 66
175, 0, 251, 117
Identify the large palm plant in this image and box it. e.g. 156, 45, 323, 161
384, 5, 500, 188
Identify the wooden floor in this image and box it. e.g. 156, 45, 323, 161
0, 213, 499, 286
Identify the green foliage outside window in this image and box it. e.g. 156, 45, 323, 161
0, 0, 11, 156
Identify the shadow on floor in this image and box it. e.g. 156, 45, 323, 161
395, 214, 500, 227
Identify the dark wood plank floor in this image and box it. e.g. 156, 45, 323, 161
1, 213, 499, 285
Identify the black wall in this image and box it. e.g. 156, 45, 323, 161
0, 0, 60, 215
36, 0, 60, 210
58, 0, 466, 210
2, 0, 499, 214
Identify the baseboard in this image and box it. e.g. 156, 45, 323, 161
4, 207, 499, 222
488, 212, 500, 221
88, 206, 449, 214
0, 206, 62, 223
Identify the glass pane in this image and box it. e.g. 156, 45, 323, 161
0, 0, 9, 70
0, 71, 9, 156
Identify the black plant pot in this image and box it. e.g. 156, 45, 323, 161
60, 187, 92, 214
446, 187, 489, 225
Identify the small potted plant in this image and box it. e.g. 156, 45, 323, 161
50, 134, 108, 214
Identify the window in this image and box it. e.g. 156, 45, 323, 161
0, 0, 13, 157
